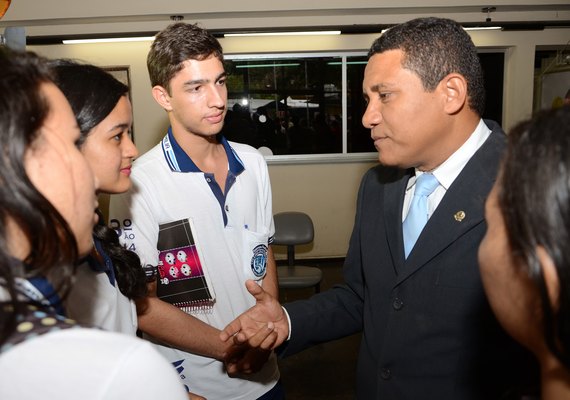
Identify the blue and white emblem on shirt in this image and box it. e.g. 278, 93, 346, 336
250, 244, 268, 278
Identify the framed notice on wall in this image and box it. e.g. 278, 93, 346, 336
103, 66, 135, 142
540, 68, 570, 109
534, 50, 570, 112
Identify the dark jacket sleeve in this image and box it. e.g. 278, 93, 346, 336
279, 168, 379, 357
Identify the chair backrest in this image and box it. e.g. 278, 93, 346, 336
272, 212, 314, 246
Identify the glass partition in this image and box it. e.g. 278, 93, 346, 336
221, 51, 504, 161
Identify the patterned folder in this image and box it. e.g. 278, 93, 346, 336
156, 218, 215, 313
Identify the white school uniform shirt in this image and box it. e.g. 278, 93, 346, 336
65, 260, 138, 335
109, 131, 279, 399
0, 284, 187, 400
0, 328, 188, 399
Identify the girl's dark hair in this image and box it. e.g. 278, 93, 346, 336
93, 210, 147, 299
49, 60, 129, 146
499, 105, 570, 368
50, 60, 147, 300
0, 48, 79, 344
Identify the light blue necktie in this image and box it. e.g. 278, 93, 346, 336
403, 173, 439, 258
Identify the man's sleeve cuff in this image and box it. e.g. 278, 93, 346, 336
282, 306, 292, 341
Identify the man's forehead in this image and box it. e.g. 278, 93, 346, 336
176, 59, 225, 80
363, 67, 396, 91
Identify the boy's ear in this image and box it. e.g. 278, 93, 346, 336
440, 73, 468, 115
537, 245, 560, 309
151, 85, 173, 111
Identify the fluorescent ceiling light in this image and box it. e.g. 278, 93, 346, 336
225, 31, 340, 38
463, 26, 502, 31
327, 61, 368, 65
236, 63, 300, 68
63, 36, 155, 44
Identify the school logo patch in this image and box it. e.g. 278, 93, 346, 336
250, 244, 268, 278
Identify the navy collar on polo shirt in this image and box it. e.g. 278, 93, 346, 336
162, 126, 245, 175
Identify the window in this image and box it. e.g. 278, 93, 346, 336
222, 53, 374, 161
221, 51, 504, 162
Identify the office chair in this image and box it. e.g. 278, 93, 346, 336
273, 211, 323, 293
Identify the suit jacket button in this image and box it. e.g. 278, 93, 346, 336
380, 368, 391, 380
392, 298, 403, 310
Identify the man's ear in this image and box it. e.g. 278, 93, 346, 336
537, 245, 560, 310
440, 73, 467, 115
151, 85, 173, 111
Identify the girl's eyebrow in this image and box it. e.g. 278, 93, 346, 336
107, 122, 130, 133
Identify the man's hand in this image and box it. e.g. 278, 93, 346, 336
222, 313, 278, 375
220, 280, 289, 349
224, 346, 272, 376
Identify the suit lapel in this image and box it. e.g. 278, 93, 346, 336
384, 171, 410, 275
396, 127, 506, 285
399, 167, 487, 282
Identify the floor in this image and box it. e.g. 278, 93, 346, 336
277, 259, 360, 400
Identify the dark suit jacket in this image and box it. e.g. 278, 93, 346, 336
283, 121, 537, 399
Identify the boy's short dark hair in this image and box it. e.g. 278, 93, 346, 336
147, 23, 223, 93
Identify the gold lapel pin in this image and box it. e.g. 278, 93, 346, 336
454, 211, 466, 222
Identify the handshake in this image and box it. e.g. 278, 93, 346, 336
220, 280, 290, 375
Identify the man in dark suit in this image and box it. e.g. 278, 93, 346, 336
221, 17, 536, 399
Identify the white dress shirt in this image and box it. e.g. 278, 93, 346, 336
402, 119, 492, 221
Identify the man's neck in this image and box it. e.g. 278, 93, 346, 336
169, 125, 228, 185
170, 123, 222, 161
415, 114, 482, 172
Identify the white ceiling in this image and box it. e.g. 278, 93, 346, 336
1, 1, 569, 39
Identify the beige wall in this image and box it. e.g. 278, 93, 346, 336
268, 161, 376, 259
27, 27, 569, 259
